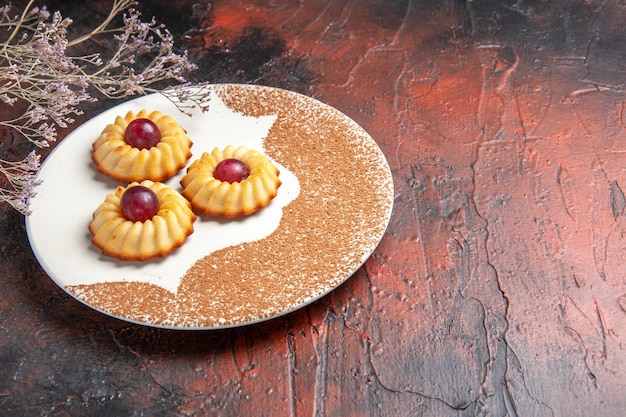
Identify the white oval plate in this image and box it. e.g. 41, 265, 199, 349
26, 84, 394, 329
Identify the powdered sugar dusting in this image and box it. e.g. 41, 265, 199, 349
66, 84, 394, 329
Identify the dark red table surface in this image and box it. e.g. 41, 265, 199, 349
1, 1, 625, 416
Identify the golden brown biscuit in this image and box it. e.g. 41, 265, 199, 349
180, 145, 281, 218
92, 109, 192, 182
89, 180, 196, 261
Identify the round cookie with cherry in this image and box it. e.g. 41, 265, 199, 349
180, 145, 282, 218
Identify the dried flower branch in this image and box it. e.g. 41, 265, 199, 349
0, 151, 42, 215
0, 0, 209, 215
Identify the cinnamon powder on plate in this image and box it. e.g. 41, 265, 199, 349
67, 85, 394, 328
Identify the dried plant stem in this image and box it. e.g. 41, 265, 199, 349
1, 0, 36, 50
0, 1, 208, 215
66, 0, 136, 47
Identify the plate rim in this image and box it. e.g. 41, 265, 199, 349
25, 83, 395, 330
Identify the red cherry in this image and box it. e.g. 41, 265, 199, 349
120, 185, 160, 222
214, 158, 250, 183
124, 118, 161, 149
